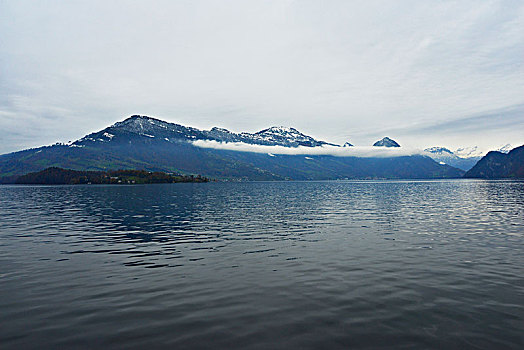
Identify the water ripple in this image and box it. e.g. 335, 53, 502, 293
0, 180, 523, 349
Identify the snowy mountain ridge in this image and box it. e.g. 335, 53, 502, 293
74, 116, 410, 149
96, 115, 335, 148
455, 146, 484, 158
423, 144, 518, 171
424, 147, 454, 155
65, 116, 515, 168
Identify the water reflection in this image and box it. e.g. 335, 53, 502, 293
0, 180, 523, 349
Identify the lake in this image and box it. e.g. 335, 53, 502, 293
0, 180, 523, 349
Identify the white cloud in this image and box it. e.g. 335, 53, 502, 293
192, 140, 423, 158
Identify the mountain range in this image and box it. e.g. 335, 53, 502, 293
83, 116, 339, 148
464, 145, 524, 178
423, 144, 514, 171
423, 147, 481, 171
0, 115, 470, 181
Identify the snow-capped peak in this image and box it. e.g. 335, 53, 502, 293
424, 147, 453, 155
250, 126, 329, 147
455, 146, 485, 158
256, 126, 301, 136
267, 126, 294, 132
373, 137, 400, 147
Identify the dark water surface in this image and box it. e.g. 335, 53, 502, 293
1, 180, 523, 349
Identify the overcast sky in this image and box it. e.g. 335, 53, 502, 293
1, 0, 523, 154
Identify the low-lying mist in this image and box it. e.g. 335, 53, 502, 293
192, 140, 423, 158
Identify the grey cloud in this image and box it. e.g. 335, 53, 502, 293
404, 104, 524, 135
1, 0, 523, 154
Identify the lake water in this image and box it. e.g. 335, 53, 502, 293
0, 180, 523, 349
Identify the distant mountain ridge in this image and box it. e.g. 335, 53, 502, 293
423, 144, 516, 171
0, 115, 466, 181
454, 146, 485, 158
423, 147, 481, 171
464, 144, 524, 178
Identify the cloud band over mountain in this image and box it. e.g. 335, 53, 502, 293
192, 140, 423, 158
